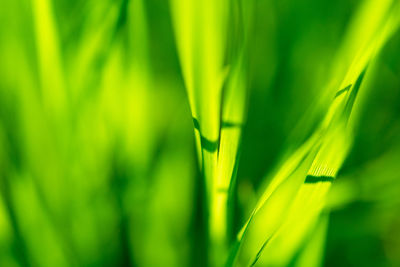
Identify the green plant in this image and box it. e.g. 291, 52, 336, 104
0, 0, 400, 266
171, 0, 400, 266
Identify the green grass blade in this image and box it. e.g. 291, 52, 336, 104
228, 0, 400, 265
170, 1, 251, 265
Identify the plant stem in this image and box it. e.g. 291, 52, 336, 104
209, 191, 229, 267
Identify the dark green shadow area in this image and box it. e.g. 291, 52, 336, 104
343, 66, 368, 118
221, 121, 243, 129
304, 175, 334, 183
192, 118, 243, 152
335, 84, 352, 98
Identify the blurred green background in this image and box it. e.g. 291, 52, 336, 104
0, 0, 399, 266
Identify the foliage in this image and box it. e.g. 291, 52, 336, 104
0, 0, 399, 266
